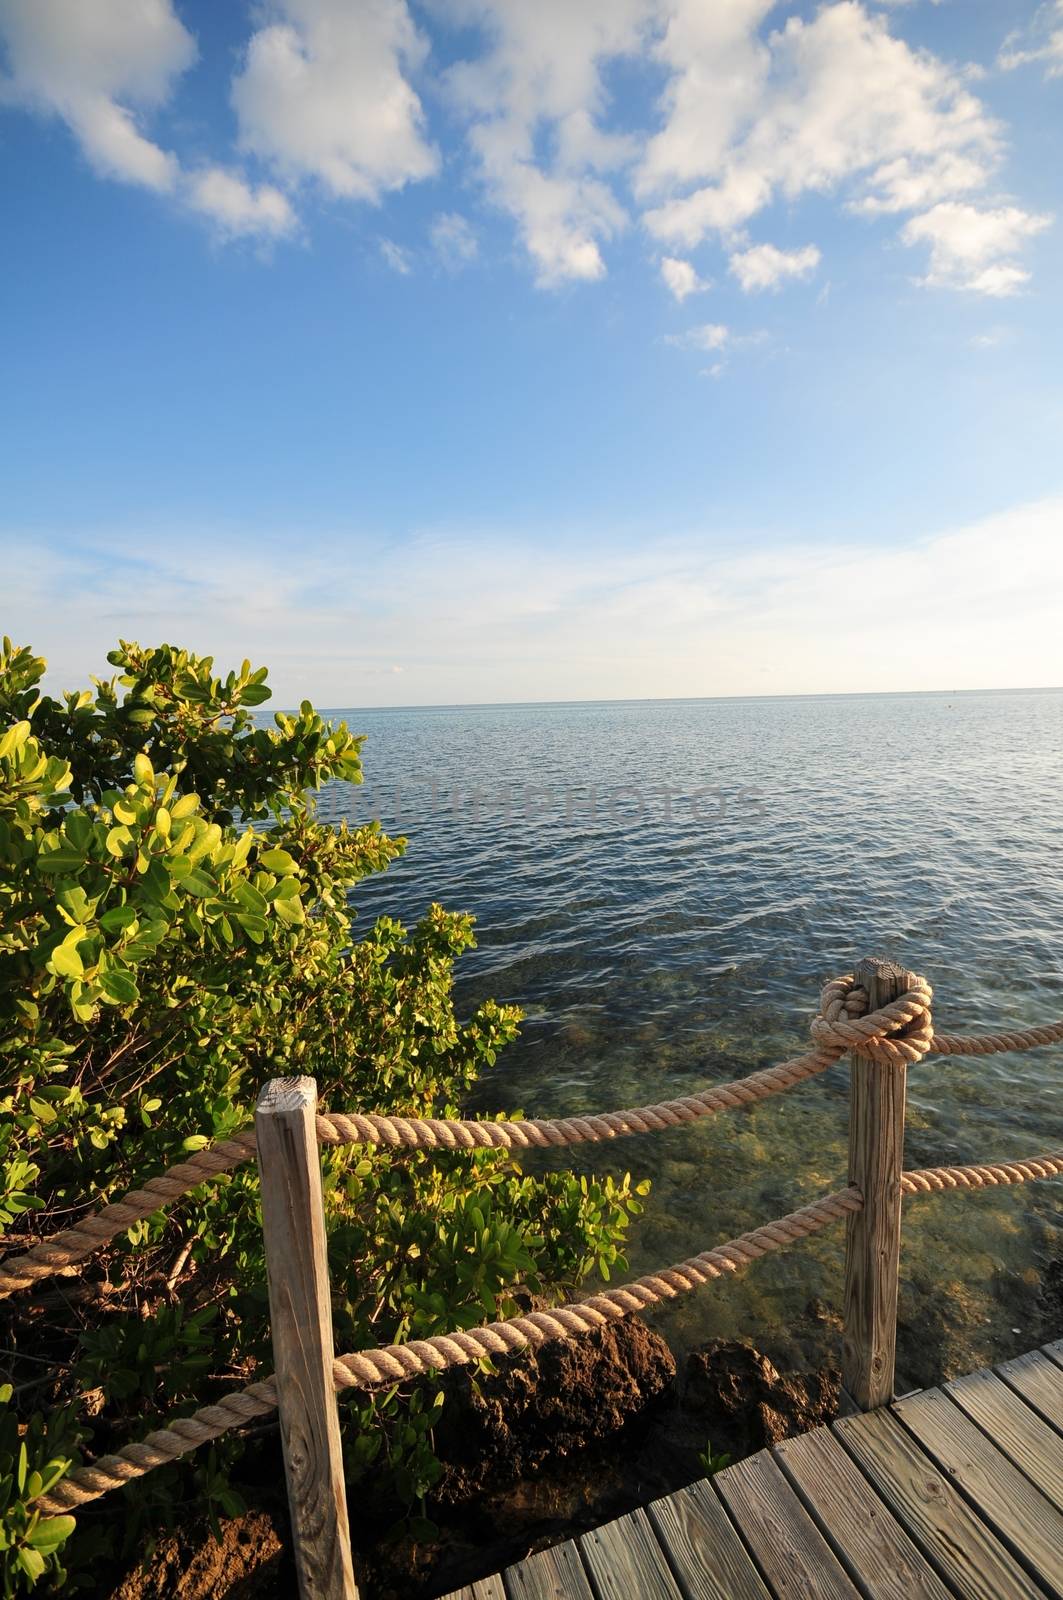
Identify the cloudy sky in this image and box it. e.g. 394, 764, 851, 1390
2, 0, 1062, 705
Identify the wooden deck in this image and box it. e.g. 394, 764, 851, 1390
441, 1340, 1063, 1600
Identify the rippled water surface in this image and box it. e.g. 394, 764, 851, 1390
318, 690, 1063, 1386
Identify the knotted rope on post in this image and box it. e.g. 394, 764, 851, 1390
38, 1186, 860, 1512
4, 972, 1062, 1299
810, 972, 934, 1065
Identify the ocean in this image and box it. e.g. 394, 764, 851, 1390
315, 688, 1063, 1386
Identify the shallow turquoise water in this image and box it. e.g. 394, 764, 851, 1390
318, 690, 1063, 1386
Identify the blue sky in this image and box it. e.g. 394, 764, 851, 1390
2, 0, 1062, 705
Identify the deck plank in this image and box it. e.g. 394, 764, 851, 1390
503, 1540, 595, 1600
714, 1449, 861, 1599
774, 1423, 951, 1599
946, 1366, 1063, 1512
834, 1406, 1043, 1600
1043, 1340, 1063, 1373
996, 1349, 1063, 1433
645, 1478, 771, 1600
893, 1386, 1063, 1593
578, 1506, 682, 1600
441, 1576, 507, 1600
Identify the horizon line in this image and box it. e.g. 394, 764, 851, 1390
308, 684, 1063, 715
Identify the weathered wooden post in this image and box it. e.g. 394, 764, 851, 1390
842, 957, 911, 1411
257, 1077, 358, 1600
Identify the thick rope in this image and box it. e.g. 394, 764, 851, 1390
0, 976, 866, 1296
314, 1042, 842, 1152
810, 973, 934, 1065
313, 974, 934, 1151
0, 1133, 258, 1299
931, 1021, 1063, 1056
7, 974, 1063, 1297
38, 1186, 860, 1512
902, 1151, 1063, 1193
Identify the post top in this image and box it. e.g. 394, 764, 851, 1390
257, 1075, 318, 1115
855, 957, 913, 990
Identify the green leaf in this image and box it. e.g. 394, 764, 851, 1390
143, 857, 172, 900
233, 880, 268, 915
99, 968, 139, 1005
0, 719, 30, 758
99, 903, 137, 932
133, 752, 154, 785
181, 869, 217, 898
64, 811, 93, 849
259, 847, 297, 875
16, 1546, 45, 1582
36, 849, 87, 874
26, 1516, 75, 1552
50, 942, 84, 978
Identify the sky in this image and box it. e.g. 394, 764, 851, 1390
2, 0, 1062, 707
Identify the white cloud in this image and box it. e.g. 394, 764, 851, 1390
0, 0, 193, 190
438, 1, 1035, 296
186, 167, 295, 238
0, 0, 295, 239
664, 322, 730, 351
901, 202, 1052, 295
231, 0, 438, 201
660, 256, 709, 300
8, 497, 1063, 706
0, 0, 1051, 293
729, 242, 820, 292
441, 0, 656, 285
999, 2, 1063, 79
969, 327, 1011, 350
637, 0, 775, 201
379, 237, 413, 275
638, 2, 1021, 293
431, 211, 479, 267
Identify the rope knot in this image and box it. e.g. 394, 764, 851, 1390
810, 970, 933, 1065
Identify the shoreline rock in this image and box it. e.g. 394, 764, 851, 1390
110, 1318, 841, 1600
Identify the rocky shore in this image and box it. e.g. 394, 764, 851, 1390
113, 1308, 842, 1599
109, 1254, 1063, 1599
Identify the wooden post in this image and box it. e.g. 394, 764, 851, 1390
842, 957, 912, 1411
256, 1077, 358, 1600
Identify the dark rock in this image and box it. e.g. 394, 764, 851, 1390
1039, 1257, 1063, 1341
675, 1337, 840, 1458
433, 1313, 676, 1503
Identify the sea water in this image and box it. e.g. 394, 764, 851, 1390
316, 689, 1063, 1387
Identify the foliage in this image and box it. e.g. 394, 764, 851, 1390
696, 1442, 733, 1477
0, 1389, 77, 1596
0, 638, 646, 1589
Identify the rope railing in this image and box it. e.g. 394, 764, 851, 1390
3, 957, 1062, 1590
33, 1145, 1063, 1515
901, 1150, 1063, 1192
6, 972, 1063, 1301
39, 1185, 863, 1513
